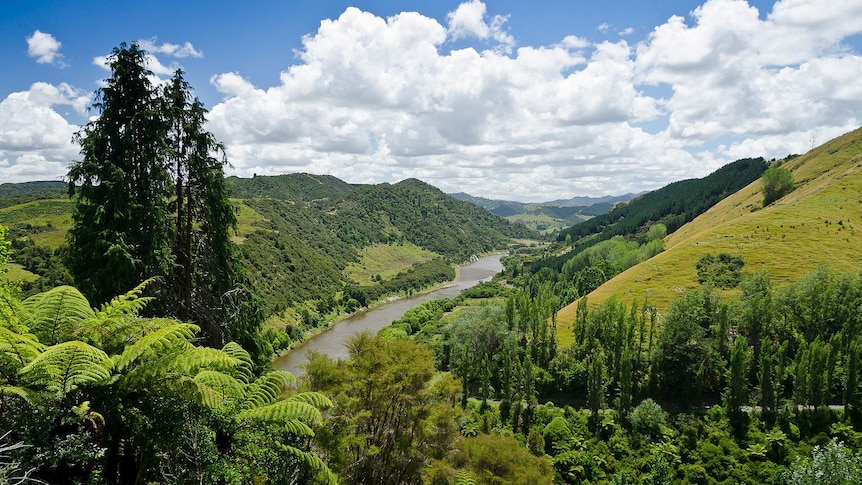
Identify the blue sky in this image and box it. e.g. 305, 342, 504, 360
1, 0, 861, 200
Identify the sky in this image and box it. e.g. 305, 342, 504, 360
1, 0, 861, 202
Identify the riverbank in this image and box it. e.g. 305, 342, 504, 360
272, 252, 506, 358
273, 253, 504, 376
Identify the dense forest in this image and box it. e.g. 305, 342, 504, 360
2, 41, 861, 485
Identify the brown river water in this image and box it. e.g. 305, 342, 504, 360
272, 254, 503, 378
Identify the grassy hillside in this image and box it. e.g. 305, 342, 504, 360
557, 127, 862, 330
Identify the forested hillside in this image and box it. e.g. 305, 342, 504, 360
1, 173, 536, 321
226, 173, 354, 204
558, 157, 767, 249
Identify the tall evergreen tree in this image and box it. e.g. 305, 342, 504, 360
67, 44, 264, 356
161, 69, 255, 348
68, 43, 173, 306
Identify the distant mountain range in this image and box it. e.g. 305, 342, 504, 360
448, 192, 639, 234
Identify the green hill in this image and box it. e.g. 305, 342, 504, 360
557, 127, 862, 331
1, 175, 536, 315
226, 173, 353, 204
532, 157, 768, 274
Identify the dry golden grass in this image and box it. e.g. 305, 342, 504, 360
557, 126, 862, 338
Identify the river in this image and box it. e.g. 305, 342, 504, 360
273, 254, 504, 377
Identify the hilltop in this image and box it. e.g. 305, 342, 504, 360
557, 127, 862, 326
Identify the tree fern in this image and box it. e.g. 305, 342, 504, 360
0, 385, 35, 403
237, 399, 323, 428
19, 340, 112, 396
222, 341, 254, 384
24, 286, 95, 345
278, 443, 338, 485
96, 278, 155, 317
192, 370, 245, 408
0, 327, 44, 380
113, 323, 198, 372
0, 285, 29, 333
285, 391, 333, 410
455, 470, 478, 485
242, 370, 297, 409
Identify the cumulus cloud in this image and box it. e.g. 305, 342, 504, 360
26, 30, 65, 66
0, 83, 88, 182
447, 0, 515, 53
13, 0, 852, 201
201, 0, 862, 200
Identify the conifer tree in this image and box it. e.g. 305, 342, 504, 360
68, 43, 173, 306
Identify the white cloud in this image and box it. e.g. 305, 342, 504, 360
15, 1, 861, 201
26, 30, 65, 66
137, 38, 203, 58
446, 0, 515, 53
201, 1, 862, 201
207, 6, 668, 200
635, 0, 862, 144
0, 83, 87, 182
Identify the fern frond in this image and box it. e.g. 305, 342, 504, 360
237, 399, 323, 428
278, 444, 338, 485
164, 346, 240, 374
0, 385, 37, 404
193, 370, 244, 408
222, 342, 254, 383
0, 326, 45, 378
286, 391, 333, 409
0, 285, 29, 331
455, 470, 478, 485
113, 323, 198, 372
19, 341, 112, 396
243, 371, 297, 409
24, 286, 95, 345
89, 317, 175, 355
97, 278, 156, 317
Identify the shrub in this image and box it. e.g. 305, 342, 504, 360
761, 167, 794, 206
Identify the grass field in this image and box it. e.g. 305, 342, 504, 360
2, 263, 39, 283
232, 199, 270, 243
556, 126, 862, 340
345, 242, 440, 285
0, 199, 75, 249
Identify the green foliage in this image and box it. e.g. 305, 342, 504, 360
629, 399, 667, 439
0, 282, 331, 484
306, 333, 459, 485
440, 433, 554, 485
784, 439, 862, 485
762, 166, 795, 206
697, 253, 745, 288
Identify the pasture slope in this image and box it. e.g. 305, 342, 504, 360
557, 126, 862, 331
